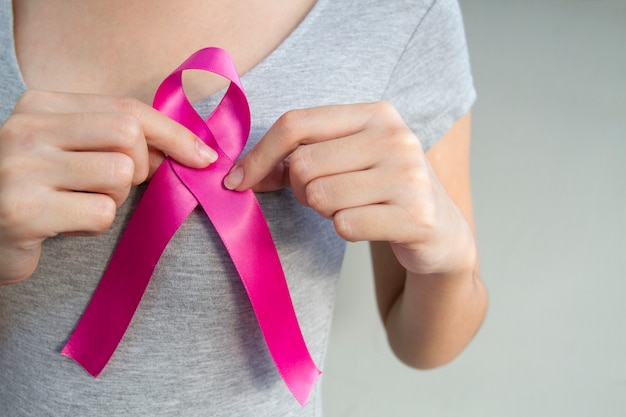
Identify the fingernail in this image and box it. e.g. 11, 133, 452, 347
196, 140, 218, 164
224, 166, 243, 190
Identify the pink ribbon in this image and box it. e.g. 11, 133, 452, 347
61, 47, 320, 406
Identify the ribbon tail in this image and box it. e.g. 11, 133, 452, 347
174, 161, 320, 406
61, 161, 198, 376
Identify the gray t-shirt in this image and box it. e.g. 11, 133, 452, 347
0, 0, 476, 415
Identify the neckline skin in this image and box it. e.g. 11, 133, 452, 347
9, 0, 325, 103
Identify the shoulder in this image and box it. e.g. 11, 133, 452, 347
378, 0, 476, 151
315, 0, 436, 38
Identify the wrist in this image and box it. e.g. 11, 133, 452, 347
400, 217, 478, 279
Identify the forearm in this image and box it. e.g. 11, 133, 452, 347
375, 111, 487, 368
384, 263, 487, 369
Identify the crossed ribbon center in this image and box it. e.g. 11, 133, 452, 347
61, 47, 320, 406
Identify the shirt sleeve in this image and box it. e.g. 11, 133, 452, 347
382, 0, 476, 151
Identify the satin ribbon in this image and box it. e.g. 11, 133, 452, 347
61, 47, 320, 406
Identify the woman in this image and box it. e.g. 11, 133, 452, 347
0, 0, 487, 415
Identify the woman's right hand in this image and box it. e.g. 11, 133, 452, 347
0, 90, 217, 284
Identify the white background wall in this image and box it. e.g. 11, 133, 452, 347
323, 1, 626, 415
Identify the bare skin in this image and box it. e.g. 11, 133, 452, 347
1, 0, 487, 369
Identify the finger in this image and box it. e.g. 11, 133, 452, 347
46, 151, 135, 207
148, 147, 166, 178
248, 128, 382, 193
18, 112, 151, 185
287, 129, 386, 186
15, 90, 217, 169
250, 161, 291, 193
224, 103, 384, 191
47, 191, 118, 236
333, 204, 415, 243
298, 168, 395, 218
7, 188, 118, 239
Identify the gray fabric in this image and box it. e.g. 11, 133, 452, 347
0, 0, 476, 415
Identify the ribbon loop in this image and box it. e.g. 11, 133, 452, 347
61, 47, 320, 406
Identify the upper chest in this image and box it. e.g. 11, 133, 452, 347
12, 0, 317, 103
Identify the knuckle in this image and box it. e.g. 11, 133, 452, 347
292, 187, 309, 208
403, 197, 438, 239
107, 153, 136, 187
367, 101, 424, 150
275, 109, 304, 146
113, 96, 145, 120
0, 114, 35, 149
388, 128, 422, 155
111, 113, 144, 149
287, 146, 312, 181
90, 196, 117, 233
305, 179, 329, 213
416, 202, 438, 232
369, 100, 401, 121
387, 134, 428, 185
0, 185, 42, 234
402, 163, 431, 189
0, 155, 26, 188
333, 211, 357, 242
372, 100, 395, 113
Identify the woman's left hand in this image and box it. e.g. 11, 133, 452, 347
223, 101, 476, 277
